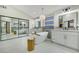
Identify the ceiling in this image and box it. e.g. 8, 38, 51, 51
12, 5, 70, 19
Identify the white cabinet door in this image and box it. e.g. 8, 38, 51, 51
51, 31, 55, 41
54, 31, 60, 43
66, 32, 78, 49
54, 31, 65, 45
59, 32, 65, 45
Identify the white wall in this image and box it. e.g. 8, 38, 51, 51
0, 5, 30, 20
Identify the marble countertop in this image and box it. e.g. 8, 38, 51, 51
52, 29, 79, 32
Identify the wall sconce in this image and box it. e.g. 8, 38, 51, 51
62, 7, 70, 12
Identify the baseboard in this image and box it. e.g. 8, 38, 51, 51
51, 41, 79, 52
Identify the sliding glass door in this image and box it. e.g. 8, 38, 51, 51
1, 17, 12, 40
10, 18, 19, 38
18, 20, 29, 36
0, 15, 29, 40
1, 21, 6, 35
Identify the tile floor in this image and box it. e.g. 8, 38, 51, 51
0, 36, 78, 53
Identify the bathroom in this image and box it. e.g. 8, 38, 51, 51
1, 0, 79, 59
0, 5, 79, 53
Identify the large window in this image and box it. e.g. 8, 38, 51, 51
0, 15, 29, 40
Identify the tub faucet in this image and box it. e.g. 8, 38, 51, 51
32, 31, 40, 36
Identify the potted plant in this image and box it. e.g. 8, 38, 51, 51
14, 31, 16, 34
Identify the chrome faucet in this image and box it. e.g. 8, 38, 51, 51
32, 31, 40, 36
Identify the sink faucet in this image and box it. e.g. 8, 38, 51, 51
63, 27, 68, 30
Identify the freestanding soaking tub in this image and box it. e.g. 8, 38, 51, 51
35, 32, 48, 44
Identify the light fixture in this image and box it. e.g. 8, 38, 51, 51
62, 7, 70, 12
40, 8, 46, 20
22, 22, 25, 24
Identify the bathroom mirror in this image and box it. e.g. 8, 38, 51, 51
35, 21, 41, 28
68, 20, 74, 28
59, 16, 63, 28
58, 11, 78, 30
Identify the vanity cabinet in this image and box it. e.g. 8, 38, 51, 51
52, 31, 79, 49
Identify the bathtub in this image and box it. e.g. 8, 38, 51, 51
35, 32, 48, 44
